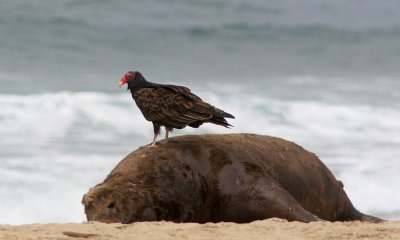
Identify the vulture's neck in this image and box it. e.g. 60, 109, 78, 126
127, 76, 154, 94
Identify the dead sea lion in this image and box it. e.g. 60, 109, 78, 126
82, 134, 382, 223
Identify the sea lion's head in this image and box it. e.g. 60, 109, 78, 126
82, 182, 157, 224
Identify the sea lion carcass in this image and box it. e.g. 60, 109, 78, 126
82, 134, 381, 223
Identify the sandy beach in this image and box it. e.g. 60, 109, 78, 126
1, 219, 399, 240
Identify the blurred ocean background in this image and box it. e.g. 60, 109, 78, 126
1, 0, 399, 224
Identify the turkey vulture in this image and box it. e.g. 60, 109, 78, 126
119, 71, 235, 147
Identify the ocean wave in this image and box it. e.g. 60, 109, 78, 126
1, 91, 399, 145
0, 92, 145, 147
164, 22, 400, 43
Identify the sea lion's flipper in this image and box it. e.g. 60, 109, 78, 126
217, 165, 320, 223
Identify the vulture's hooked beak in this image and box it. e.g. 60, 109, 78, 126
119, 77, 127, 88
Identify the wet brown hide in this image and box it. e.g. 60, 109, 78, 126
82, 134, 382, 223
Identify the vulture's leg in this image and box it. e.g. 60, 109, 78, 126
151, 123, 161, 147
164, 127, 173, 143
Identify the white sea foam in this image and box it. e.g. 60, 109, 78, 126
0, 153, 121, 224
0, 92, 149, 148
0, 91, 399, 223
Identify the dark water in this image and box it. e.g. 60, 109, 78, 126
2, 0, 400, 92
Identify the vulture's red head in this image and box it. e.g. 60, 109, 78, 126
119, 71, 137, 87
